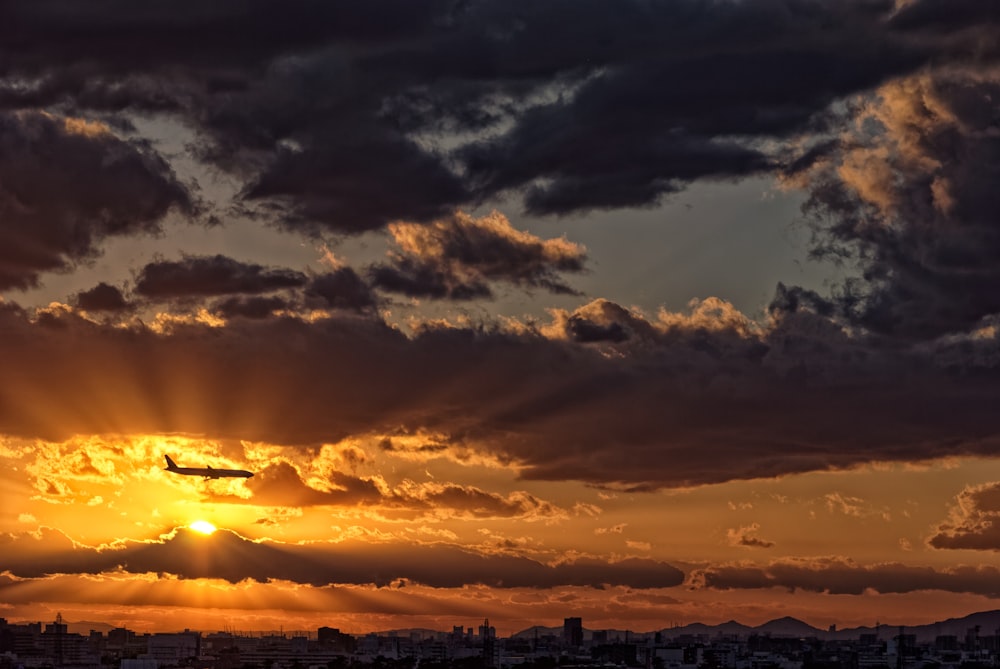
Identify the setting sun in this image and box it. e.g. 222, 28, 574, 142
189, 520, 217, 535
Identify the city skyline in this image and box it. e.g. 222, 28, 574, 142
2, 0, 1000, 637
10, 608, 1000, 644
11, 608, 1000, 639
9, 610, 1000, 669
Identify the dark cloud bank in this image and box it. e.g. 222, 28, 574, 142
0, 527, 685, 589
2, 295, 1000, 490
0, 0, 994, 232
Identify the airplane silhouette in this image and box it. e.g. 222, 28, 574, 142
164, 455, 254, 479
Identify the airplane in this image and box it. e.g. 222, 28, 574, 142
164, 455, 254, 479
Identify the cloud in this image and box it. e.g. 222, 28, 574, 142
135, 254, 307, 299
0, 111, 192, 290
727, 524, 775, 549
4, 294, 1000, 489
211, 295, 294, 320
212, 461, 383, 507
0, 527, 686, 589
693, 557, 1000, 598
549, 300, 655, 344
790, 66, 1000, 341
595, 525, 626, 536
369, 211, 586, 300
929, 482, 1000, 551
72, 282, 132, 312
0, 0, 983, 233
305, 268, 378, 312
243, 132, 471, 234
451, 0, 937, 215
206, 460, 562, 520
889, 0, 1000, 34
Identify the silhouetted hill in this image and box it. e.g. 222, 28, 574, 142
510, 626, 561, 639
655, 610, 1000, 643
667, 620, 754, 637
755, 617, 822, 638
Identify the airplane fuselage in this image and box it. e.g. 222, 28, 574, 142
164, 455, 253, 479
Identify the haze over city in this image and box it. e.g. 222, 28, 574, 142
2, 0, 1000, 637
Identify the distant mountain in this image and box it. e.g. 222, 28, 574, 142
867, 609, 1000, 643
755, 617, 822, 638
510, 626, 561, 639
509, 610, 1000, 644
499, 611, 1000, 644
655, 610, 1000, 643
666, 620, 754, 637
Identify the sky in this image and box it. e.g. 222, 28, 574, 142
1, 0, 1000, 637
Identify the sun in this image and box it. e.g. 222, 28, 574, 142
189, 520, 217, 535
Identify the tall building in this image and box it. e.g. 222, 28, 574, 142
564, 617, 583, 648
480, 619, 496, 669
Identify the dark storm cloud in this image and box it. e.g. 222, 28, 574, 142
305, 268, 377, 312
4, 296, 1000, 490
793, 67, 1000, 341
693, 558, 1000, 598
135, 254, 307, 298
242, 133, 471, 234
1, 0, 977, 233
929, 483, 1000, 551
72, 282, 132, 312
211, 295, 292, 320
0, 111, 192, 290
370, 259, 491, 301
369, 212, 586, 300
0, 0, 450, 75
889, 0, 1000, 34
407, 0, 922, 215
0, 527, 685, 589
206, 460, 564, 519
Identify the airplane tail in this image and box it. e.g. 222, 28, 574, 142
164, 455, 179, 471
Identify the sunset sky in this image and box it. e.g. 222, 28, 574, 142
2, 0, 1000, 637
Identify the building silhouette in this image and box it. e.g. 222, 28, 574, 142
564, 617, 583, 647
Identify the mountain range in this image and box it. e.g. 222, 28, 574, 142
510, 610, 1000, 644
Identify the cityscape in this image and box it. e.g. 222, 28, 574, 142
7, 612, 1000, 669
